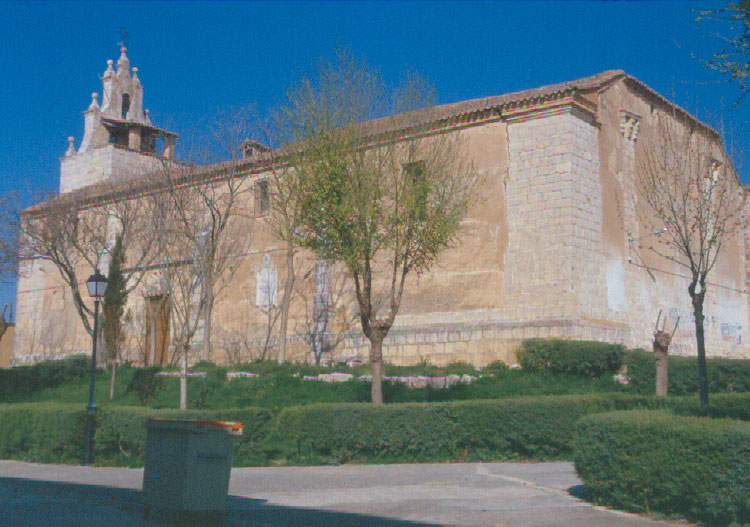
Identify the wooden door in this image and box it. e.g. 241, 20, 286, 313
145, 295, 171, 366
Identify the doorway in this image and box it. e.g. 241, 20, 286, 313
145, 295, 170, 366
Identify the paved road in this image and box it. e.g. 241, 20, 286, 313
0, 460, 684, 526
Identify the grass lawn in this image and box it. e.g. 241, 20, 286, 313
5, 360, 628, 410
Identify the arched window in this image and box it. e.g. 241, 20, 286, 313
121, 93, 131, 120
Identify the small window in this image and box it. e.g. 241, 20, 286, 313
255, 179, 269, 216
121, 94, 131, 120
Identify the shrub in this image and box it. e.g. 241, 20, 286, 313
518, 339, 624, 377
95, 405, 273, 466
574, 410, 750, 526
0, 356, 89, 401
126, 367, 164, 404
668, 392, 750, 420
0, 403, 88, 463
625, 350, 750, 395
271, 393, 659, 464
481, 360, 508, 376
271, 401, 458, 464
0, 403, 272, 466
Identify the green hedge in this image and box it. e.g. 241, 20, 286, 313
574, 410, 750, 526
668, 392, 750, 421
271, 393, 659, 464
96, 406, 273, 466
0, 404, 88, 463
270, 393, 750, 465
0, 403, 272, 466
517, 339, 750, 395
0, 356, 89, 401
625, 350, 750, 395
517, 339, 624, 377
2, 393, 749, 468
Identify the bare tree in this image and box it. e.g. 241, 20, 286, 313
251, 114, 308, 365
0, 192, 19, 344
150, 154, 251, 410
122, 305, 146, 365
279, 53, 476, 404
0, 305, 11, 342
265, 163, 303, 364
22, 298, 78, 361
0, 192, 19, 283
297, 260, 356, 365
18, 187, 158, 339
697, 1, 750, 104
254, 253, 282, 360
200, 107, 257, 360
635, 111, 747, 409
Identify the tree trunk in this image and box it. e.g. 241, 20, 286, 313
692, 294, 709, 410
277, 246, 295, 364
653, 341, 669, 397
109, 360, 117, 400
180, 344, 188, 410
202, 295, 213, 362
369, 338, 384, 405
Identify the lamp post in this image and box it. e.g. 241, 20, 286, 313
83, 269, 108, 465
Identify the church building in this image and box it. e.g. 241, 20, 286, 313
11, 47, 750, 366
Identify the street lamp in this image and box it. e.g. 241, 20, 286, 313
83, 269, 108, 465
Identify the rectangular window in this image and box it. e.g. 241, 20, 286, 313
255, 179, 270, 216
256, 254, 277, 308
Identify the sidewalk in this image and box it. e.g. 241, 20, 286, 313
0, 460, 685, 526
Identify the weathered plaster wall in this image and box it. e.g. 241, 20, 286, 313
595, 80, 749, 357
13, 258, 90, 364
13, 77, 750, 367
0, 326, 14, 368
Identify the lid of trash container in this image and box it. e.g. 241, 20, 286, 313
146, 418, 244, 436
195, 420, 244, 436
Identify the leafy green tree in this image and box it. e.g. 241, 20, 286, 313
103, 234, 127, 400
279, 53, 476, 404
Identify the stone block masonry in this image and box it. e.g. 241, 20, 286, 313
505, 105, 605, 323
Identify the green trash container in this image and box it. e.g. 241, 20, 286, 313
142, 419, 243, 521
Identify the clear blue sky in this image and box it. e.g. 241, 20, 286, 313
0, 0, 746, 311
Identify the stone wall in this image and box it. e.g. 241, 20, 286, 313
60, 145, 165, 193
504, 105, 605, 322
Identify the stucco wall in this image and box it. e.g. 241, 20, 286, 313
13, 76, 750, 367
595, 81, 749, 357
0, 326, 14, 368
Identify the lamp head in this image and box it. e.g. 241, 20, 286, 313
86, 269, 108, 300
